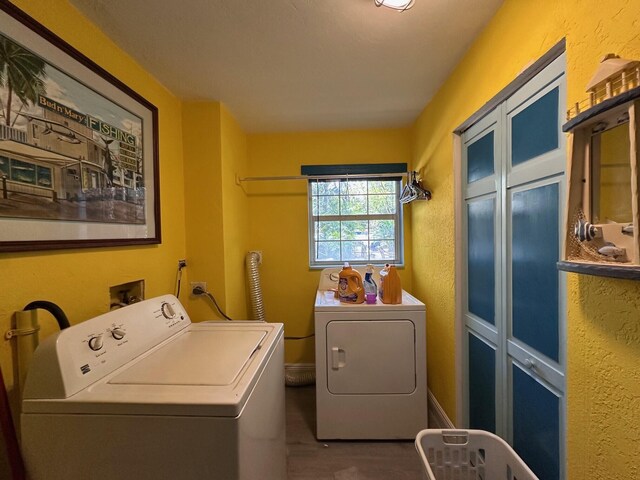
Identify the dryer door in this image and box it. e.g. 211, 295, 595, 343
326, 320, 416, 395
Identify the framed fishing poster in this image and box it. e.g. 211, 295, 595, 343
0, 2, 160, 252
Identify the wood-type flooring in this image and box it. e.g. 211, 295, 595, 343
285, 386, 424, 479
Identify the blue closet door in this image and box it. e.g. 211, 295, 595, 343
462, 51, 566, 479
505, 58, 566, 480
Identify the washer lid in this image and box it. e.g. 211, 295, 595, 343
110, 330, 266, 386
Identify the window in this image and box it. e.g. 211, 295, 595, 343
306, 164, 405, 267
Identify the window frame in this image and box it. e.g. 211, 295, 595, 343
307, 175, 404, 268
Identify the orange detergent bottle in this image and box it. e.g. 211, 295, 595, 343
379, 264, 402, 304
338, 263, 364, 304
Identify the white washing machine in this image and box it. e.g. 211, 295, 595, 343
314, 267, 428, 440
21, 294, 286, 480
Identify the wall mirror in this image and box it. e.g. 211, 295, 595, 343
590, 120, 632, 225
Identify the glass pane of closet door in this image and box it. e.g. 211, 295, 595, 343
510, 183, 560, 361
467, 198, 496, 325
467, 131, 495, 182
511, 87, 559, 166
468, 331, 496, 432
512, 364, 561, 480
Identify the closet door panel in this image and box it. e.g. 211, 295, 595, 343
510, 183, 560, 362
467, 197, 496, 325
511, 87, 560, 166
512, 364, 561, 480
468, 331, 496, 433
467, 130, 495, 183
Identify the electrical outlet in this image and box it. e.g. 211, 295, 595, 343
190, 282, 207, 296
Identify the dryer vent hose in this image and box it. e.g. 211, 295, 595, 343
245, 251, 316, 387
245, 251, 266, 322
285, 368, 316, 387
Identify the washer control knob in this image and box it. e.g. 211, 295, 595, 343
111, 329, 126, 340
161, 302, 176, 319
88, 335, 104, 351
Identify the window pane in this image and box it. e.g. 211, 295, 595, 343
368, 180, 396, 194
341, 195, 367, 215
370, 219, 395, 239
308, 176, 403, 265
368, 194, 396, 214
37, 166, 52, 187
11, 159, 36, 184
316, 221, 340, 240
317, 181, 340, 195
317, 196, 340, 216
342, 241, 368, 261
340, 180, 367, 195
316, 241, 340, 261
0, 156, 9, 177
370, 240, 394, 260
341, 221, 368, 240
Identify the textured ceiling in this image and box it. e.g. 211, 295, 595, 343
69, 0, 503, 132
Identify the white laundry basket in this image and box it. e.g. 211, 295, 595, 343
415, 429, 539, 480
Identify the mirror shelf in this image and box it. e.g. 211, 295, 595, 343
560, 55, 640, 280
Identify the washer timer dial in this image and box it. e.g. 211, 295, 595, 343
88, 335, 104, 351
161, 302, 176, 319
111, 328, 126, 340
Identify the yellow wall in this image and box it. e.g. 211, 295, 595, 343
182, 102, 250, 321
410, 0, 640, 478
247, 129, 413, 363
4, 1, 639, 478
182, 102, 226, 320
0, 0, 186, 407
220, 104, 250, 319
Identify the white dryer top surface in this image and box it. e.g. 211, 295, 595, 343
314, 289, 425, 311
315, 267, 425, 311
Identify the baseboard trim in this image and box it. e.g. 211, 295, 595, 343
428, 389, 455, 429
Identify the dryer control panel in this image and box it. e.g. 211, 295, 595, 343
22, 295, 191, 400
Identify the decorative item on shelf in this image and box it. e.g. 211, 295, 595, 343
574, 218, 599, 242
597, 242, 627, 261
622, 224, 634, 235
558, 53, 640, 280
400, 171, 431, 204
374, 0, 415, 12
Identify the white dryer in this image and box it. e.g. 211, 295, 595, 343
314, 267, 428, 440
21, 295, 286, 480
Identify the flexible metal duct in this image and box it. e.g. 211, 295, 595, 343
284, 365, 316, 387
245, 251, 316, 386
245, 251, 266, 322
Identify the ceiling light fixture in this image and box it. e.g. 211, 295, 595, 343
374, 0, 415, 11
